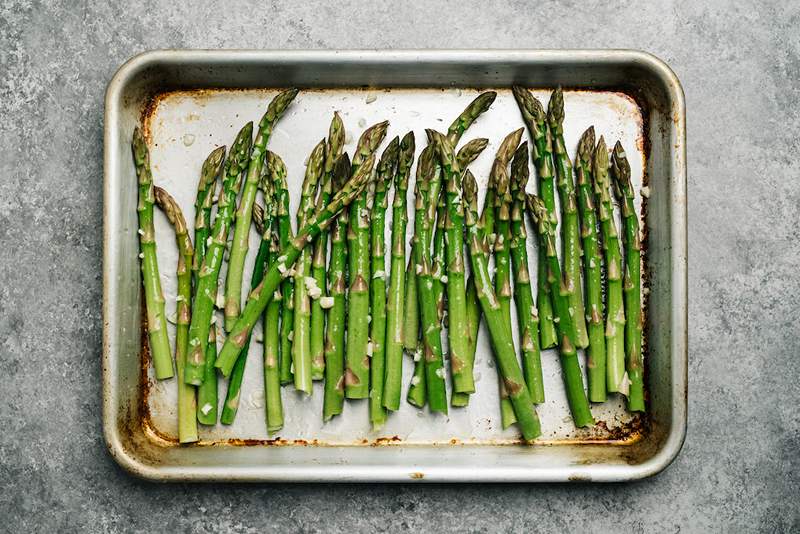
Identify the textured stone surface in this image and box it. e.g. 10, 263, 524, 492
1, 1, 798, 532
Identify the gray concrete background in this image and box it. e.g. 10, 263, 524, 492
1, 1, 798, 532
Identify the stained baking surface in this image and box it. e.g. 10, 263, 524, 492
141, 87, 646, 446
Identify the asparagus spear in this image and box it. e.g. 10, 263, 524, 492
345, 121, 389, 399
191, 147, 225, 290
592, 137, 626, 394
263, 227, 285, 434
575, 127, 607, 403
404, 149, 432, 408
412, 147, 448, 413
446, 91, 497, 146
509, 143, 545, 404
249, 201, 285, 432
383, 132, 415, 412
290, 140, 326, 394
184, 123, 253, 385
611, 141, 645, 412
447, 137, 490, 407
547, 87, 589, 349
310, 113, 345, 381
152, 186, 197, 442
220, 175, 275, 425
131, 128, 173, 380
271, 153, 295, 386
223, 89, 298, 331
429, 131, 487, 399
463, 172, 541, 440
511, 86, 558, 349
216, 156, 376, 372
527, 195, 594, 427
323, 153, 352, 421
369, 138, 400, 429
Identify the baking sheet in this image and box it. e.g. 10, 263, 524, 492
144, 87, 645, 445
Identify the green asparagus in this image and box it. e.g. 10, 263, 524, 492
311, 113, 345, 381
369, 137, 400, 429
611, 141, 645, 412
547, 87, 589, 349
412, 146, 448, 413
576, 127, 607, 403
191, 146, 225, 290
527, 195, 594, 427
224, 89, 298, 331
383, 132, 415, 412
323, 153, 352, 421
153, 186, 197, 442
509, 143, 545, 404
131, 128, 173, 380
345, 121, 389, 399
291, 140, 326, 394
220, 174, 274, 425
271, 153, 295, 386
592, 137, 626, 394
511, 86, 558, 349
463, 171, 541, 441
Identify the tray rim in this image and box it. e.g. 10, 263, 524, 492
103, 48, 687, 482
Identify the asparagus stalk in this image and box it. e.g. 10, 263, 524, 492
152, 187, 197, 442
463, 172, 541, 440
477, 130, 523, 423
547, 87, 589, 349
592, 137, 626, 393
271, 153, 295, 386
224, 89, 298, 331
263, 227, 285, 433
511, 86, 558, 349
345, 121, 389, 399
323, 153, 352, 421
575, 127, 607, 403
383, 132, 415, 412
429, 131, 487, 399
509, 143, 545, 404
310, 113, 345, 381
220, 175, 275, 424
131, 128, 173, 380
291, 140, 326, 394
611, 141, 645, 412
216, 156, 376, 372
191, 147, 225, 290
527, 195, 594, 427
369, 138, 400, 429
251, 200, 284, 432
184, 123, 253, 385
446, 91, 497, 145
412, 146, 448, 413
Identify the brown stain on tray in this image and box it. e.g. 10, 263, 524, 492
132, 85, 655, 451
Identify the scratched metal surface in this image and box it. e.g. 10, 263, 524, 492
144, 87, 644, 444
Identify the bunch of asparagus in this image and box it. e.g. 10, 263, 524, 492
132, 86, 645, 445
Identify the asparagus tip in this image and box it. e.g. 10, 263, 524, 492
511, 141, 530, 193
577, 126, 596, 164
547, 86, 564, 125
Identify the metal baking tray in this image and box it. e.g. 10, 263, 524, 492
103, 49, 686, 482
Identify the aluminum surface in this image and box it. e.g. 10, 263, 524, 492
103, 49, 687, 482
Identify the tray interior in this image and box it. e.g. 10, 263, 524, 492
103, 51, 685, 481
